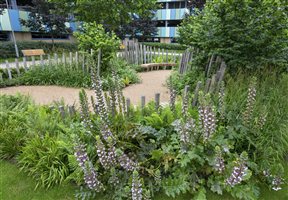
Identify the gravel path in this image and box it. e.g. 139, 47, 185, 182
0, 70, 171, 106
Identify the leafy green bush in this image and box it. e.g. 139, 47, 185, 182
142, 42, 186, 51
179, 0, 288, 69
75, 22, 120, 73
0, 41, 77, 58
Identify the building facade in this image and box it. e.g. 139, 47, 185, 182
0, 0, 77, 42
152, 0, 189, 43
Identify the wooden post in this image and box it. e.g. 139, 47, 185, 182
126, 98, 131, 114
58, 106, 65, 118
141, 96, 146, 109
48, 54, 51, 66
166, 49, 168, 62
206, 54, 214, 77
40, 55, 44, 68
192, 81, 202, 107
32, 56, 35, 67
82, 53, 85, 73
143, 45, 147, 64
68, 105, 76, 116
23, 57, 28, 71
162, 48, 164, 62
62, 52, 66, 66
155, 93, 160, 111
75, 51, 79, 66
69, 52, 73, 65
0, 73, 3, 82
54, 53, 58, 65
209, 74, 216, 93
204, 78, 211, 93
5, 61, 12, 80
15, 58, 20, 76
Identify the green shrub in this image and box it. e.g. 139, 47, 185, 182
18, 135, 71, 188
142, 42, 186, 51
0, 41, 77, 59
179, 0, 288, 69
75, 22, 120, 73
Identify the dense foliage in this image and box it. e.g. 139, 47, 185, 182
1, 69, 286, 199
74, 22, 120, 73
0, 41, 77, 59
51, 0, 157, 32
179, 0, 288, 69
0, 58, 140, 90
20, 0, 72, 46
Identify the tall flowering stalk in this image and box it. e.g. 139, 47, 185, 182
226, 152, 249, 187
79, 89, 93, 130
109, 80, 117, 116
214, 146, 225, 173
169, 87, 177, 112
91, 96, 100, 114
243, 77, 257, 126
131, 170, 143, 200
182, 85, 190, 119
112, 70, 125, 115
74, 140, 103, 191
116, 149, 138, 171
95, 136, 117, 169
172, 118, 196, 145
91, 70, 109, 124
198, 92, 217, 141
272, 176, 284, 191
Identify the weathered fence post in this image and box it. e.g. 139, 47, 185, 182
68, 105, 76, 116
204, 78, 211, 94
5, 60, 12, 80
48, 54, 51, 66
75, 51, 79, 66
32, 56, 35, 67
126, 98, 131, 114
155, 93, 160, 111
23, 57, 28, 71
58, 106, 66, 118
209, 74, 217, 93
15, 58, 20, 76
69, 52, 73, 65
40, 55, 44, 68
54, 53, 58, 65
192, 81, 202, 107
141, 96, 146, 109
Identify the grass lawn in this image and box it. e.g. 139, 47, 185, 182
1, 160, 287, 200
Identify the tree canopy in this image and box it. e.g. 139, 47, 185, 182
50, 0, 157, 32
179, 0, 288, 69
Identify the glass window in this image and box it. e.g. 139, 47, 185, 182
31, 32, 69, 40
156, 20, 165, 27
167, 20, 181, 27
0, 31, 10, 41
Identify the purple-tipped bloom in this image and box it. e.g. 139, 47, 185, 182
169, 87, 176, 112
214, 157, 225, 173
131, 170, 142, 200
199, 105, 217, 141
74, 141, 103, 191
226, 162, 248, 187
172, 118, 196, 145
118, 152, 138, 172
243, 78, 257, 125
272, 176, 284, 191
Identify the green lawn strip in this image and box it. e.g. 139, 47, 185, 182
1, 160, 287, 200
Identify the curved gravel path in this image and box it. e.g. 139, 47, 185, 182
0, 70, 171, 106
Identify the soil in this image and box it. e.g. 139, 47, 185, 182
0, 70, 171, 107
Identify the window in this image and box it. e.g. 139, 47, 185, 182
167, 20, 181, 27
156, 20, 165, 27
0, 32, 10, 41
31, 32, 69, 40
168, 1, 186, 9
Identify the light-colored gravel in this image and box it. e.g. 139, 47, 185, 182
0, 70, 171, 106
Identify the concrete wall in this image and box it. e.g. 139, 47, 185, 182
160, 38, 171, 43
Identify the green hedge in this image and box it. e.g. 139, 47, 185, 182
0, 41, 78, 59
141, 42, 186, 51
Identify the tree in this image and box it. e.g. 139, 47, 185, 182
179, 0, 288, 69
74, 22, 120, 73
20, 0, 72, 46
117, 11, 157, 40
50, 0, 157, 32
